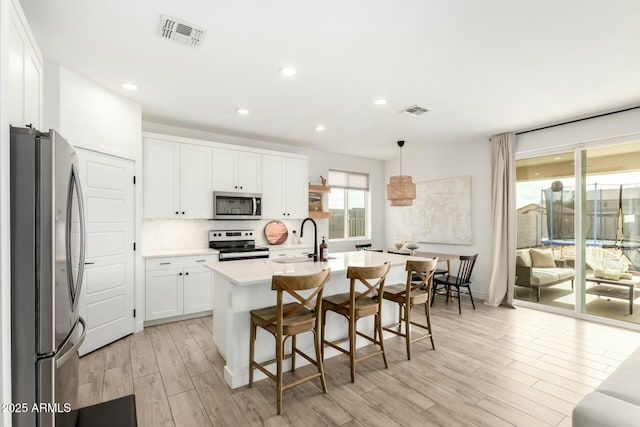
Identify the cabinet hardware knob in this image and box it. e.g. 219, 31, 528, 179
175, 211, 179, 215
182, 211, 185, 215
185, 272, 189, 275
240, 186, 243, 189
234, 186, 238, 189
179, 272, 183, 276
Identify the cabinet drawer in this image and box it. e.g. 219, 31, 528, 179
146, 254, 218, 271
146, 257, 178, 270
180, 255, 218, 266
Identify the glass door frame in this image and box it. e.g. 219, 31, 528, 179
514, 136, 640, 332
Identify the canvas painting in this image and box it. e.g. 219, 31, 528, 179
401, 175, 472, 245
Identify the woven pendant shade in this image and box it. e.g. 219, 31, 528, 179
386, 175, 416, 206
387, 140, 416, 206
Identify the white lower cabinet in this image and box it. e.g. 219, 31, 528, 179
145, 255, 217, 321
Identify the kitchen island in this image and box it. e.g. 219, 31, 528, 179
205, 250, 431, 388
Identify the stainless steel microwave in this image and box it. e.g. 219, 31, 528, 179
214, 191, 262, 220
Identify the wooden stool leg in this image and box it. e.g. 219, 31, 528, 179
313, 330, 328, 393
425, 302, 435, 350
405, 303, 411, 360
457, 286, 462, 314
291, 335, 296, 371
321, 308, 327, 360
377, 312, 388, 369
249, 320, 256, 387
349, 315, 356, 383
276, 336, 284, 415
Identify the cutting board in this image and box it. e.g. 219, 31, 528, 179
264, 220, 288, 245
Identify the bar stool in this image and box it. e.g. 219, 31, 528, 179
382, 258, 438, 360
321, 262, 391, 382
249, 269, 331, 415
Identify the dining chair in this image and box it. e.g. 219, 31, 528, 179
249, 269, 331, 415
321, 262, 391, 382
382, 258, 439, 359
431, 254, 478, 314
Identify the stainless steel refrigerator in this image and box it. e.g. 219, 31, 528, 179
10, 126, 86, 427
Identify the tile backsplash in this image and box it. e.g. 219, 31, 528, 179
141, 219, 318, 252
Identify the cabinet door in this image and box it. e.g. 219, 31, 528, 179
284, 157, 309, 219
183, 267, 213, 314
261, 155, 285, 219
144, 139, 180, 218
145, 268, 184, 321
237, 152, 262, 193
23, 51, 42, 129
8, 21, 25, 127
212, 148, 237, 191
180, 143, 212, 218
8, 0, 42, 129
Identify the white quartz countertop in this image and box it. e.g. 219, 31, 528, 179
265, 244, 314, 250
142, 248, 220, 258
206, 251, 430, 285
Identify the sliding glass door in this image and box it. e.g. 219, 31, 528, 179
515, 152, 576, 310
516, 141, 640, 326
582, 143, 640, 324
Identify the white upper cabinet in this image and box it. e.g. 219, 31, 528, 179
144, 138, 212, 219
180, 143, 213, 218
262, 155, 308, 219
285, 157, 309, 218
212, 148, 262, 193
9, 0, 43, 129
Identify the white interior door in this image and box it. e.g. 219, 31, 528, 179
77, 149, 135, 355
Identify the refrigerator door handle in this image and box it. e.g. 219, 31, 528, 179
56, 317, 86, 369
65, 164, 86, 311
74, 164, 87, 311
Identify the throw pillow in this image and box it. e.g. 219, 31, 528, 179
530, 248, 556, 268
515, 249, 532, 267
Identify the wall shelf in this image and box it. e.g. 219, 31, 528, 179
309, 184, 331, 219
309, 211, 331, 219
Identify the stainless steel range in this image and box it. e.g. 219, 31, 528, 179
209, 229, 270, 261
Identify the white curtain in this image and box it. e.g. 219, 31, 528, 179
486, 133, 516, 307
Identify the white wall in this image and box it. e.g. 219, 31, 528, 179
384, 140, 493, 300
517, 108, 640, 155
0, 0, 11, 423
141, 122, 386, 254
44, 63, 142, 159
43, 64, 144, 331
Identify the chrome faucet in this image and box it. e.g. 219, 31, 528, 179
300, 217, 318, 262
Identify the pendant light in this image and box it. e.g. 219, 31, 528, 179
386, 140, 416, 206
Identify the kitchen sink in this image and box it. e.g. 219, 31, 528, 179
270, 256, 313, 264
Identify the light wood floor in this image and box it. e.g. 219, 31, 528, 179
78, 297, 640, 426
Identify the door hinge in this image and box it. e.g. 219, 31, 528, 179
133, 242, 136, 251
133, 309, 136, 318
133, 175, 136, 184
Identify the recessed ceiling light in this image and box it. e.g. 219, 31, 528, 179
280, 66, 297, 77
534, 172, 540, 176
374, 98, 387, 105
236, 108, 250, 115
121, 82, 138, 91
315, 125, 326, 132
554, 156, 561, 160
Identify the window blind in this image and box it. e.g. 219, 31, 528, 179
328, 169, 369, 190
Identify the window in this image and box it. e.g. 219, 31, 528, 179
328, 170, 370, 239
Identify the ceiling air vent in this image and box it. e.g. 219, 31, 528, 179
159, 15, 206, 47
399, 105, 429, 116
